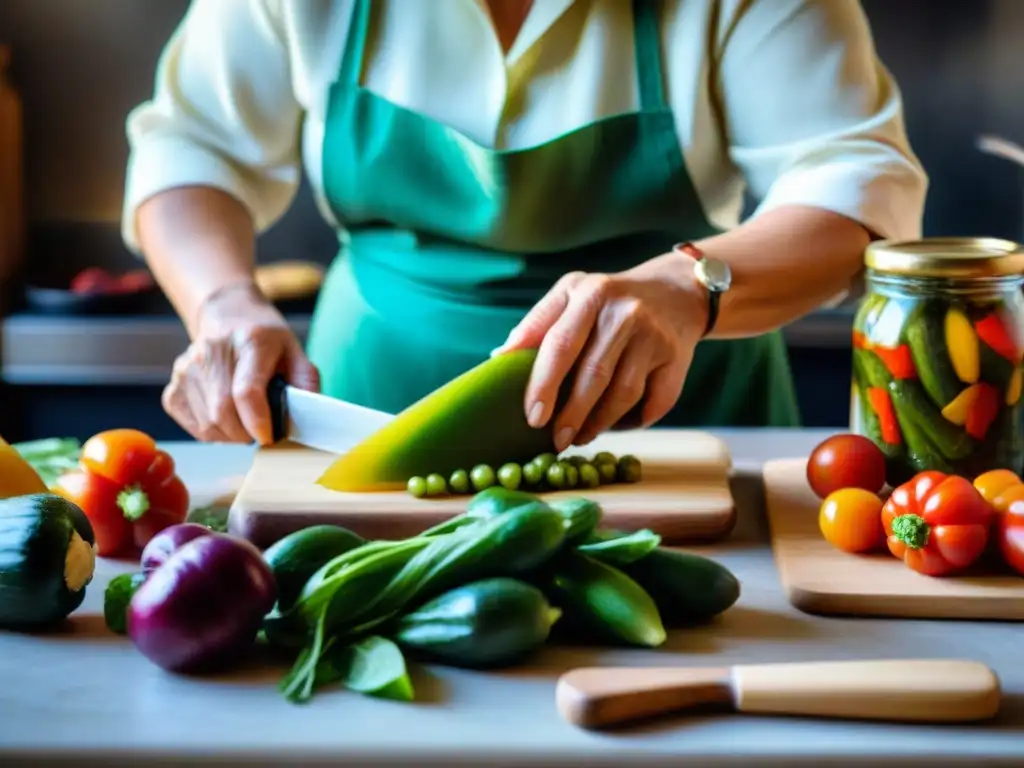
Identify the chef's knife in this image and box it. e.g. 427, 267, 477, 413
267, 375, 394, 455
556, 659, 1001, 729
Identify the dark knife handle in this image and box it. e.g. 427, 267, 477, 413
267, 374, 289, 444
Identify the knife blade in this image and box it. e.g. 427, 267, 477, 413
267, 375, 394, 455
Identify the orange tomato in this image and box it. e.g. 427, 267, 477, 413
819, 488, 885, 553
973, 469, 1022, 508
991, 483, 1024, 515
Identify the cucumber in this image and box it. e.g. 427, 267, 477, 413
103, 571, 146, 634
0, 493, 97, 628
393, 578, 560, 668
888, 379, 973, 461
855, 347, 894, 390
545, 551, 666, 648
903, 302, 961, 408
263, 525, 366, 611
546, 497, 602, 544
620, 547, 740, 625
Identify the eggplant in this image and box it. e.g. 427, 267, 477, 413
140, 523, 213, 573
128, 533, 276, 673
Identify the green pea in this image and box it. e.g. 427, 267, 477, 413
596, 461, 618, 484
425, 473, 448, 496
546, 462, 567, 489
563, 462, 580, 490
407, 476, 428, 498
592, 451, 617, 466
533, 453, 558, 473
578, 463, 601, 489
566, 455, 588, 468
470, 464, 497, 491
449, 469, 471, 494
497, 463, 523, 490
522, 460, 545, 487
617, 455, 642, 484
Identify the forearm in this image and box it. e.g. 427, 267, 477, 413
695, 205, 871, 338
135, 186, 260, 337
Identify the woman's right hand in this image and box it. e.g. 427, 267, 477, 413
161, 283, 320, 445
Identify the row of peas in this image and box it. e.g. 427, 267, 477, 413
406, 451, 643, 499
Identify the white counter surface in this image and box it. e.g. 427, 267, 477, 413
1, 430, 1021, 767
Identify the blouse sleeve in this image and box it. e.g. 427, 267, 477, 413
715, 0, 928, 241
121, 0, 302, 251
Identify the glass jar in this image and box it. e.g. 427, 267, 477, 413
850, 238, 1024, 486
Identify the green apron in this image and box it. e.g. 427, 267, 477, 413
306, 0, 801, 427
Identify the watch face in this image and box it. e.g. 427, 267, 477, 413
695, 258, 732, 292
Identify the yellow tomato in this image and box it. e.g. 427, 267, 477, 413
973, 469, 1022, 508
819, 488, 885, 554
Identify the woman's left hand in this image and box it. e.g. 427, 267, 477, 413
495, 250, 709, 452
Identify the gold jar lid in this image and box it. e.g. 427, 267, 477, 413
865, 237, 1024, 278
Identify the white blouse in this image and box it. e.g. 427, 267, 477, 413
121, 0, 928, 252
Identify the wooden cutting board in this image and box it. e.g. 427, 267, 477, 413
764, 458, 1024, 621
228, 429, 735, 549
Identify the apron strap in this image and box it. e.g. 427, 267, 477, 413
632, 0, 667, 111
339, 0, 372, 86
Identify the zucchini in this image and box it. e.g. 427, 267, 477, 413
903, 302, 961, 408
262, 525, 365, 610
0, 493, 96, 628
394, 577, 560, 668
620, 546, 740, 625
103, 571, 146, 634
546, 551, 666, 648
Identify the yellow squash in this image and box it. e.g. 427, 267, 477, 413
318, 349, 558, 492
0, 436, 48, 499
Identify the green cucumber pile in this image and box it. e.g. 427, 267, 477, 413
406, 450, 642, 498
253, 486, 739, 704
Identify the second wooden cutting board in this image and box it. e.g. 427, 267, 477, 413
228, 429, 735, 549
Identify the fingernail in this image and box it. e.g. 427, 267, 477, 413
528, 401, 546, 427
489, 346, 505, 358
556, 426, 575, 451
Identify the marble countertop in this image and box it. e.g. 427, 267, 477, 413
1, 429, 1021, 767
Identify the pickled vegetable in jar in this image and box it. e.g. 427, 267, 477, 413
850, 238, 1024, 486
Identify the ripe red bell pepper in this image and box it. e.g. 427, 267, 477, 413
867, 387, 901, 445
881, 471, 991, 576
53, 429, 190, 557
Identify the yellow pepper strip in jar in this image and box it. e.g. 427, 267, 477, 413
944, 308, 980, 384
1007, 367, 1023, 407
941, 384, 981, 426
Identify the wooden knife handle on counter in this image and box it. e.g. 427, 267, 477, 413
556, 659, 1001, 729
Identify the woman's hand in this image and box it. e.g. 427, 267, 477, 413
161, 284, 320, 445
496, 250, 708, 451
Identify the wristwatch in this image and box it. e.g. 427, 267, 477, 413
673, 242, 732, 337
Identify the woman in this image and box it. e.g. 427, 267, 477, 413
124, 0, 926, 451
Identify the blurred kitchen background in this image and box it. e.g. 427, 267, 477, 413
1, 0, 1023, 441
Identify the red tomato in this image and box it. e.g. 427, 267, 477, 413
973, 469, 1022, 508
806, 434, 888, 499
882, 472, 991, 576
819, 488, 885, 553
997, 495, 1024, 576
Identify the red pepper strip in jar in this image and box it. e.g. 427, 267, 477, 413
975, 312, 1022, 364
867, 387, 901, 445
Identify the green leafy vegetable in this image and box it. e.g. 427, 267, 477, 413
318, 636, 414, 700
12, 437, 81, 487
577, 528, 661, 565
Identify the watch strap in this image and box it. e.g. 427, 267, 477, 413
673, 242, 721, 338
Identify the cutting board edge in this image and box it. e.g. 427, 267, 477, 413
763, 457, 1024, 623
228, 498, 738, 550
